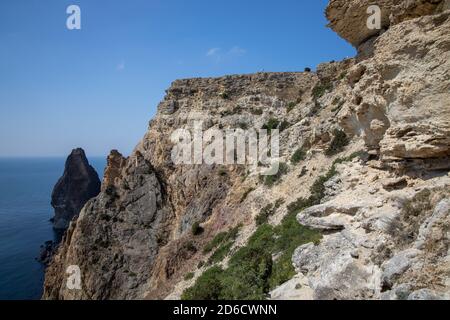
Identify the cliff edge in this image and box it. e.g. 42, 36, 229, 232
44, 0, 449, 300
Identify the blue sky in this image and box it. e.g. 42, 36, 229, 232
0, 0, 355, 157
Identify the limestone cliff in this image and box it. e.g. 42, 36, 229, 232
44, 0, 449, 300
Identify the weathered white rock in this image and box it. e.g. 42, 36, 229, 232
381, 249, 420, 288
408, 289, 447, 300
415, 199, 450, 249
270, 275, 313, 300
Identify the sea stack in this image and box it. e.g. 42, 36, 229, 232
51, 148, 101, 230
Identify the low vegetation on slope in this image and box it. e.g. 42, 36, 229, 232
261, 163, 289, 187
182, 215, 321, 300
202, 225, 242, 266
325, 129, 350, 157
255, 199, 284, 226
182, 151, 365, 300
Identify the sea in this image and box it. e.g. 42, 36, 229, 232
0, 157, 106, 300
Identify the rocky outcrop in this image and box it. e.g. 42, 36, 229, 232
287, 1, 450, 300
102, 150, 126, 192
334, 10, 450, 171
43, 0, 450, 300
292, 157, 450, 299
326, 0, 448, 47
51, 148, 101, 230
44, 151, 172, 299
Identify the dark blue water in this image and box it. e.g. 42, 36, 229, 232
0, 157, 105, 300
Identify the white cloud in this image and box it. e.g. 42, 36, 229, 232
205, 46, 246, 63
228, 46, 246, 57
206, 48, 221, 57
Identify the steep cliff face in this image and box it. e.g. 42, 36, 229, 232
51, 148, 101, 230
288, 1, 450, 300
44, 72, 323, 299
45, 150, 171, 299
44, 0, 449, 300
332, 3, 450, 171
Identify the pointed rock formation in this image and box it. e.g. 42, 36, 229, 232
51, 148, 101, 230
102, 149, 126, 192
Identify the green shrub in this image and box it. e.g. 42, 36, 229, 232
299, 166, 308, 178
325, 129, 350, 156
312, 81, 333, 100
291, 148, 306, 165
262, 118, 280, 133
387, 189, 436, 246
203, 225, 241, 254
240, 187, 255, 203
279, 121, 291, 132
263, 163, 288, 187
218, 167, 228, 177
256, 204, 275, 226
183, 212, 321, 300
262, 193, 324, 289
181, 266, 224, 300
288, 153, 362, 216
287, 164, 338, 216
269, 251, 295, 288
237, 122, 249, 130
207, 242, 233, 265
184, 272, 195, 281
304, 67, 311, 72
287, 197, 314, 216
191, 222, 204, 236
220, 249, 273, 300
203, 233, 226, 254
269, 211, 322, 290
183, 241, 198, 253
273, 211, 322, 254
255, 200, 283, 226
287, 102, 296, 113
335, 150, 365, 164
219, 92, 230, 99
